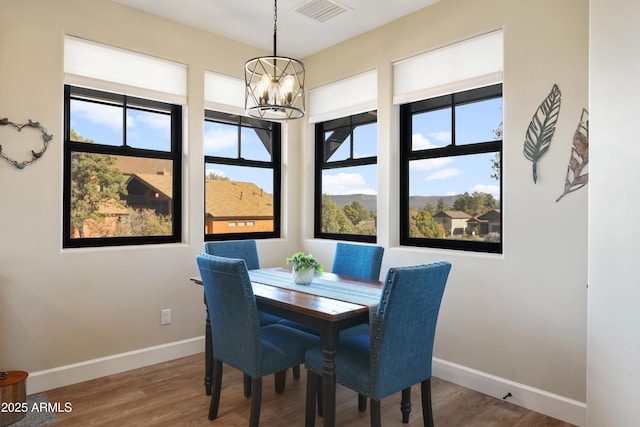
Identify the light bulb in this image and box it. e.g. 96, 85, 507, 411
281, 75, 295, 104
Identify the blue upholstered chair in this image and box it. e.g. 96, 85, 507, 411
280, 242, 384, 394
204, 240, 285, 395
304, 261, 452, 427
204, 240, 282, 326
196, 254, 320, 427
332, 242, 384, 280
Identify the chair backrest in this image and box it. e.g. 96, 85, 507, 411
204, 240, 260, 270
370, 261, 451, 399
196, 253, 263, 377
331, 242, 384, 280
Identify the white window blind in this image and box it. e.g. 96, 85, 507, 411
64, 36, 187, 105
308, 69, 377, 124
393, 30, 503, 105
204, 71, 246, 115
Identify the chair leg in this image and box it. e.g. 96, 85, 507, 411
249, 377, 262, 427
293, 364, 301, 379
274, 370, 287, 393
401, 387, 411, 423
243, 373, 252, 397
305, 370, 317, 427
316, 373, 323, 417
370, 399, 382, 427
421, 379, 434, 427
209, 359, 223, 420
358, 393, 367, 412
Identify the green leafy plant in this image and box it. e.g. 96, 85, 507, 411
286, 252, 323, 274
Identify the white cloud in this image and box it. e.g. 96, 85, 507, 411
71, 100, 122, 130
323, 172, 376, 195
410, 157, 453, 171
411, 132, 451, 150
470, 183, 500, 199
412, 133, 438, 150
425, 168, 461, 181
134, 111, 170, 132
204, 126, 236, 154
429, 131, 452, 143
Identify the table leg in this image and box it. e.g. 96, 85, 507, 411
321, 325, 339, 427
204, 292, 213, 396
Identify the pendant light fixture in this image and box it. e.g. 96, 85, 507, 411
244, 0, 305, 120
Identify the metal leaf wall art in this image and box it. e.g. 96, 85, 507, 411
556, 108, 589, 202
523, 84, 562, 183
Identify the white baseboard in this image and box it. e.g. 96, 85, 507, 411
27, 336, 205, 395
432, 357, 586, 427
26, 338, 585, 426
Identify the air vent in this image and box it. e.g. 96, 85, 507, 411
294, 0, 350, 23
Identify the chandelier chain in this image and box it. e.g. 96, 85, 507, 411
274, 0, 278, 35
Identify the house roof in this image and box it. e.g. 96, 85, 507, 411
115, 156, 172, 176
205, 180, 274, 219
127, 173, 173, 198
477, 209, 501, 221
434, 210, 472, 219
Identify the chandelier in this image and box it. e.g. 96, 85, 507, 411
244, 0, 305, 120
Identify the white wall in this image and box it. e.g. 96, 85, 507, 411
0, 0, 591, 424
0, 0, 301, 374
302, 0, 588, 406
587, 0, 640, 425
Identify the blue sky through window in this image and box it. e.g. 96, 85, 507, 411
71, 97, 500, 201
70, 99, 171, 151
410, 97, 502, 199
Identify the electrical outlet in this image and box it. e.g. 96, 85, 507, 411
161, 309, 171, 325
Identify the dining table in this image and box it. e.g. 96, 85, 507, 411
191, 266, 382, 427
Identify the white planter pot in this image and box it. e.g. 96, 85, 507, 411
292, 269, 314, 285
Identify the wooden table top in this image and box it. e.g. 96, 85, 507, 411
191, 267, 382, 322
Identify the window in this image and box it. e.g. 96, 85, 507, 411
399, 84, 502, 253
314, 111, 377, 243
204, 110, 281, 240
63, 85, 182, 248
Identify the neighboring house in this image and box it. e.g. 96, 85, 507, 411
434, 210, 472, 236
205, 179, 274, 234
470, 209, 501, 235
125, 172, 172, 216
115, 157, 173, 216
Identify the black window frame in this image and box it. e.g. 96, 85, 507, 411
204, 110, 281, 241
314, 111, 378, 243
399, 84, 503, 254
63, 85, 183, 248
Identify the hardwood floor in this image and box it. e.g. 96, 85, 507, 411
45, 353, 575, 426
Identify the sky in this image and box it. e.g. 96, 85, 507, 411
71, 96, 502, 201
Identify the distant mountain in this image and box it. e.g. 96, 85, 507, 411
408, 195, 460, 209
325, 194, 461, 212
328, 194, 378, 211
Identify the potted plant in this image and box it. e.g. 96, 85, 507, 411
286, 252, 323, 285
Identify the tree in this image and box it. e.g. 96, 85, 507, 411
343, 200, 370, 226
207, 171, 229, 181
321, 196, 355, 234
115, 207, 172, 236
409, 207, 445, 238
491, 120, 503, 180
452, 191, 497, 216
70, 130, 128, 237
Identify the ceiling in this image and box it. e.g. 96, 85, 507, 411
113, 0, 440, 58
